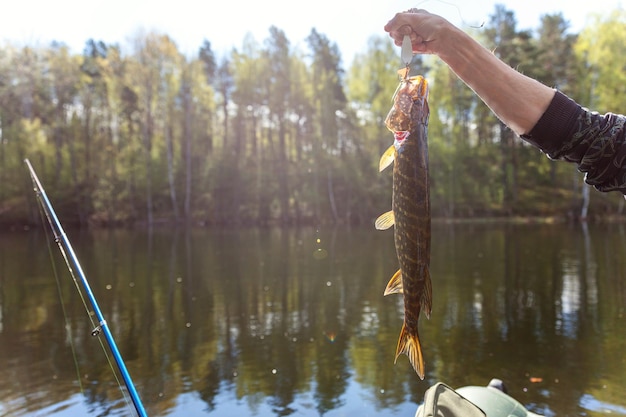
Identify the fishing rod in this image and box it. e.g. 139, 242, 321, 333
24, 159, 148, 417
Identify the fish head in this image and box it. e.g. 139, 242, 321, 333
385, 75, 429, 133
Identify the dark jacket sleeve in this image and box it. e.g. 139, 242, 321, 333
521, 91, 626, 194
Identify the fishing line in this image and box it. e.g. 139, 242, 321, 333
25, 159, 146, 417
48, 223, 133, 412
32, 168, 133, 413
36, 200, 84, 393
413, 0, 486, 29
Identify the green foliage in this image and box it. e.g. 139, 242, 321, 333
575, 9, 626, 112
2, 6, 625, 227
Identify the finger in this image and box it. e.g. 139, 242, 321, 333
384, 12, 411, 32
398, 24, 412, 36
387, 25, 412, 45
385, 9, 428, 31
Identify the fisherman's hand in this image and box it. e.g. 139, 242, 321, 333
384, 9, 451, 55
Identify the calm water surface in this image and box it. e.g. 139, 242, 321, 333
0, 223, 625, 417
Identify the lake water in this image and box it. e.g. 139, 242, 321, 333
0, 223, 625, 417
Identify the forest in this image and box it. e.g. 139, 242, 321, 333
2, 5, 626, 227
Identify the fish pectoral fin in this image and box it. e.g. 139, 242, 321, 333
383, 269, 403, 295
378, 145, 395, 172
394, 323, 425, 380
422, 267, 433, 319
375, 211, 395, 230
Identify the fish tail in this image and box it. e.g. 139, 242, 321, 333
394, 322, 425, 380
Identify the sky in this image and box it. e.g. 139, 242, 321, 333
0, 0, 623, 65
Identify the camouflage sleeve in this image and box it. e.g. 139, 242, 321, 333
521, 91, 626, 194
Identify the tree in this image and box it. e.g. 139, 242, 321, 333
128, 32, 184, 225
306, 29, 348, 223
573, 10, 626, 216
3, 9, 626, 227
198, 40, 217, 155
575, 10, 626, 112
533, 14, 578, 191
230, 35, 268, 223
482, 5, 539, 212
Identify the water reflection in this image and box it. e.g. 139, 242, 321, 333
0, 223, 625, 416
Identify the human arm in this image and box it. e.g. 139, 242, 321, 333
384, 10, 554, 136
527, 92, 626, 193
385, 10, 626, 194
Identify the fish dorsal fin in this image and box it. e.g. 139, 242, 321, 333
383, 269, 403, 295
375, 210, 395, 230
378, 145, 395, 172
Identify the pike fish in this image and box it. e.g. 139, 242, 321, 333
375, 65, 431, 379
